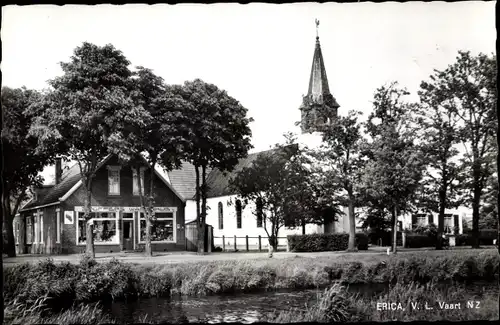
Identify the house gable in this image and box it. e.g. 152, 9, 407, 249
64, 155, 184, 208
20, 154, 185, 213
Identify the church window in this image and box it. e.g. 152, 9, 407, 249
218, 202, 224, 230
236, 200, 242, 229
256, 198, 263, 228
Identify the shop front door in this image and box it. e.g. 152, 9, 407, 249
123, 220, 134, 251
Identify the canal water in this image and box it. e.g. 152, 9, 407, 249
105, 282, 497, 324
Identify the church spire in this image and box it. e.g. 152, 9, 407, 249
300, 19, 340, 134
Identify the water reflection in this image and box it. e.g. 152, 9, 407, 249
106, 283, 497, 324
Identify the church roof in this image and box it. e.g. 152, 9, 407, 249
304, 35, 339, 109
308, 36, 331, 101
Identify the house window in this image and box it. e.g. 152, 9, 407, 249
15, 223, 20, 245
33, 214, 39, 243
26, 217, 33, 244
77, 211, 119, 245
256, 198, 263, 228
139, 211, 176, 243
39, 212, 44, 244
132, 168, 145, 196
56, 210, 61, 244
444, 214, 453, 234
218, 202, 224, 230
236, 200, 242, 229
107, 166, 121, 195
417, 214, 427, 227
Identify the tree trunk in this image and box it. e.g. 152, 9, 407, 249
195, 165, 204, 255
268, 235, 276, 257
436, 185, 447, 250
301, 218, 306, 235
2, 195, 16, 257
347, 192, 357, 252
201, 164, 208, 254
471, 165, 481, 249
3, 213, 16, 257
144, 163, 156, 257
391, 206, 398, 254
84, 179, 95, 258
497, 85, 500, 310
145, 217, 152, 256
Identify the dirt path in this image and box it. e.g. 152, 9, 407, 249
3, 246, 494, 267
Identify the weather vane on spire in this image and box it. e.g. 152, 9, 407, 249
315, 19, 320, 38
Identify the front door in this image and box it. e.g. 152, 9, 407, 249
123, 220, 134, 251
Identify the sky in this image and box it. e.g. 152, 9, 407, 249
1, 2, 496, 183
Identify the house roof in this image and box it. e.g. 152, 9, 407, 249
21, 163, 81, 211
166, 161, 212, 200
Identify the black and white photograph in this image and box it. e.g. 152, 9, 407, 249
1, 2, 498, 324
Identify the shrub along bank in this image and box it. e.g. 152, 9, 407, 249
4, 250, 498, 309
287, 233, 369, 252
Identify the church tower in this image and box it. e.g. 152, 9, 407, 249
298, 20, 340, 149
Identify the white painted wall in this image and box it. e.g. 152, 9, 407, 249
185, 194, 327, 249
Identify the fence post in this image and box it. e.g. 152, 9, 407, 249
258, 235, 262, 252
246, 235, 249, 251
234, 235, 237, 251
222, 235, 225, 252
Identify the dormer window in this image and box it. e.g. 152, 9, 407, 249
107, 166, 121, 195
132, 167, 146, 196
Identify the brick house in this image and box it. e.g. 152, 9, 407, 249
15, 155, 186, 254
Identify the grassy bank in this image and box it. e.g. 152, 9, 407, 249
267, 281, 499, 322
4, 298, 116, 325
4, 250, 498, 306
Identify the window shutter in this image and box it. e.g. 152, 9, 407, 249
453, 215, 459, 234
411, 214, 417, 229
428, 214, 434, 225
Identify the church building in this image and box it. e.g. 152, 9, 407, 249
168, 21, 360, 250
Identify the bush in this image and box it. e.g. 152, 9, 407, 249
368, 230, 403, 246
405, 234, 437, 248
457, 230, 497, 246
356, 233, 369, 250
288, 233, 369, 252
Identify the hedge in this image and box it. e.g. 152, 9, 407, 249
404, 234, 438, 248
457, 230, 497, 246
287, 233, 369, 252
368, 231, 403, 247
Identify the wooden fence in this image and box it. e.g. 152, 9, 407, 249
213, 235, 288, 252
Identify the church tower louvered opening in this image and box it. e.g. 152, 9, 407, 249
299, 20, 340, 134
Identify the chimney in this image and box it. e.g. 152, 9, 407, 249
55, 158, 62, 185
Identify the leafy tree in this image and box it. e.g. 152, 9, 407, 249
479, 174, 498, 230
29, 42, 145, 258
425, 51, 496, 248
1, 87, 58, 257
361, 82, 426, 254
277, 133, 337, 235
171, 79, 252, 254
318, 110, 366, 251
229, 140, 298, 252
110, 67, 185, 256
416, 73, 466, 249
